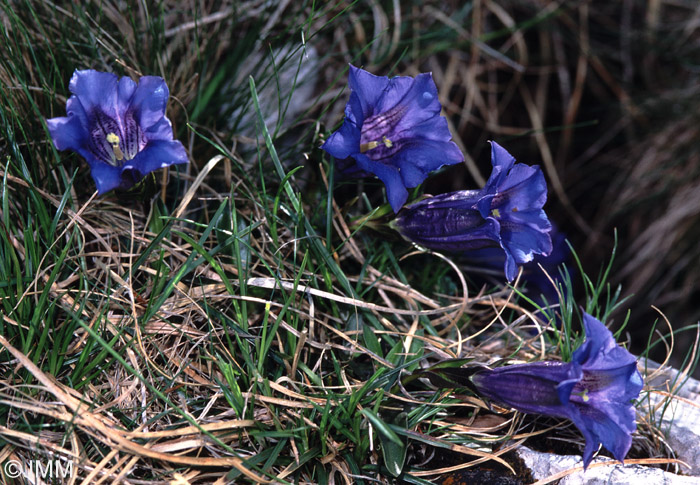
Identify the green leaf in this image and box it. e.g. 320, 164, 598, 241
362, 409, 407, 477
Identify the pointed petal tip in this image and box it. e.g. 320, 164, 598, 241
387, 184, 409, 214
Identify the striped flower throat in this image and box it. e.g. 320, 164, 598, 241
90, 110, 146, 167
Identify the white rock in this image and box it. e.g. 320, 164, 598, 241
640, 359, 700, 475
518, 446, 700, 484
226, 43, 319, 136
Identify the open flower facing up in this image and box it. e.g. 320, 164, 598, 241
321, 65, 463, 213
47, 69, 188, 194
393, 142, 552, 281
470, 312, 643, 469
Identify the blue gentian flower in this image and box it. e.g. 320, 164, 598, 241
393, 142, 552, 281
321, 65, 463, 213
470, 312, 643, 469
47, 69, 188, 194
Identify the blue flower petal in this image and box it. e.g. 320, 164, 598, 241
396, 190, 497, 250
582, 349, 640, 392
348, 65, 391, 117
47, 91, 96, 153
115, 76, 137, 121
575, 313, 618, 363
496, 164, 548, 212
569, 400, 635, 467
322, 95, 363, 160
123, 139, 189, 177
471, 361, 579, 415
483, 141, 516, 193
68, 70, 121, 119
354, 153, 407, 213
498, 209, 553, 266
117, 75, 137, 101
373, 75, 415, 113
323, 66, 463, 212
89, 160, 125, 194
395, 115, 457, 143
556, 368, 583, 405
397, 214, 500, 253
502, 249, 519, 282
343, 91, 366, 127
375, 73, 442, 135
391, 138, 465, 188
46, 109, 87, 152
142, 117, 176, 142
128, 76, 171, 135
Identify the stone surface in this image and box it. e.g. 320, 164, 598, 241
227, 43, 319, 135
641, 359, 700, 475
518, 446, 700, 484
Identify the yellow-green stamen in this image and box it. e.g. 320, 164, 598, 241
106, 133, 125, 161
491, 208, 501, 218
360, 136, 394, 153
360, 141, 379, 152
573, 388, 590, 402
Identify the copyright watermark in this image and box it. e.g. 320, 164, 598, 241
3, 460, 22, 478
3, 458, 74, 481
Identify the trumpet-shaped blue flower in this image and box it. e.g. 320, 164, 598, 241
393, 142, 552, 281
47, 69, 188, 194
470, 312, 643, 469
322, 65, 463, 213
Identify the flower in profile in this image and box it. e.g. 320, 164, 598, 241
321, 65, 463, 213
47, 69, 188, 194
393, 141, 552, 281
470, 312, 643, 469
